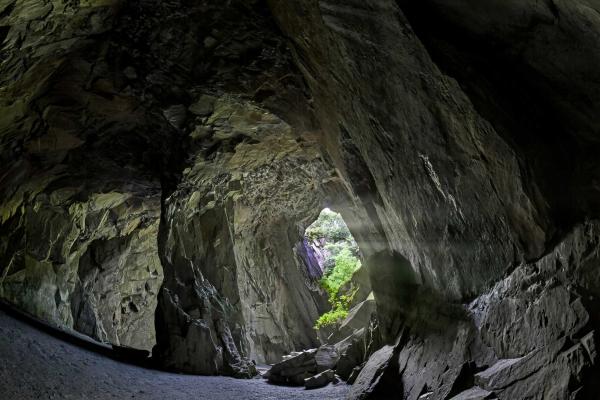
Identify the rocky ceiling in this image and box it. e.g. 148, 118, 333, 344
1, 0, 600, 398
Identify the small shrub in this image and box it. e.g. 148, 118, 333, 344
314, 281, 359, 330
314, 308, 348, 329
305, 208, 353, 243
314, 288, 358, 329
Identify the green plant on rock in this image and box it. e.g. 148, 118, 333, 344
306, 208, 362, 330
314, 307, 348, 329
314, 250, 361, 329
305, 208, 353, 243
320, 248, 361, 296
314, 285, 359, 329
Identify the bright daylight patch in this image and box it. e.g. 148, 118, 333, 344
304, 208, 362, 329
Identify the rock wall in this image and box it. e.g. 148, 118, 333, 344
268, 0, 546, 300
0, 0, 165, 350
3, 0, 600, 396
154, 95, 330, 371
0, 0, 334, 370
0, 186, 163, 350
268, 0, 600, 398
349, 222, 600, 399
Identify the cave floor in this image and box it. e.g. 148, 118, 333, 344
0, 310, 349, 400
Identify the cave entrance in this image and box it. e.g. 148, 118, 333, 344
303, 208, 363, 332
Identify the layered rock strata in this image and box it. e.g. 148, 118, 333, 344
269, 1, 600, 397
3, 0, 600, 397
154, 95, 331, 372
0, 0, 333, 371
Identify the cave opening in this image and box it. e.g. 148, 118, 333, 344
302, 208, 364, 337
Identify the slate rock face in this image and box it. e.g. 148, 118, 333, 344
327, 298, 376, 344
0, 0, 166, 350
346, 222, 600, 399
3, 0, 600, 396
335, 321, 381, 383
269, 0, 545, 301
153, 287, 225, 375
264, 349, 320, 386
0, 169, 164, 351
0, 0, 332, 371
315, 345, 341, 372
348, 342, 403, 400
155, 95, 331, 369
264, 345, 340, 387
449, 387, 496, 400
304, 369, 336, 390
339, 265, 372, 309
268, 0, 600, 397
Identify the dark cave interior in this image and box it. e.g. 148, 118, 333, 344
2, 0, 600, 399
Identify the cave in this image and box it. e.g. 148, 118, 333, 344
2, 0, 600, 399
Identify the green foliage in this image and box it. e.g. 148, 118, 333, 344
320, 248, 361, 298
314, 307, 348, 329
305, 208, 352, 243
314, 250, 361, 329
306, 208, 362, 330
306, 208, 360, 275
314, 287, 358, 329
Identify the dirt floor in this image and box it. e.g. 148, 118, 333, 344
0, 310, 349, 400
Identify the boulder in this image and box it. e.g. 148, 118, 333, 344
327, 297, 376, 344
335, 329, 368, 381
264, 349, 318, 386
264, 345, 340, 386
315, 345, 340, 372
304, 369, 336, 390
334, 312, 381, 382
347, 342, 403, 400
449, 387, 496, 400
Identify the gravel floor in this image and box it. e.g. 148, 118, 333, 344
0, 310, 349, 400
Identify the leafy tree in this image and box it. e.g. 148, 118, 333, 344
305, 208, 352, 243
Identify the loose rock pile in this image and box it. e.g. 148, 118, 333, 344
264, 297, 381, 390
